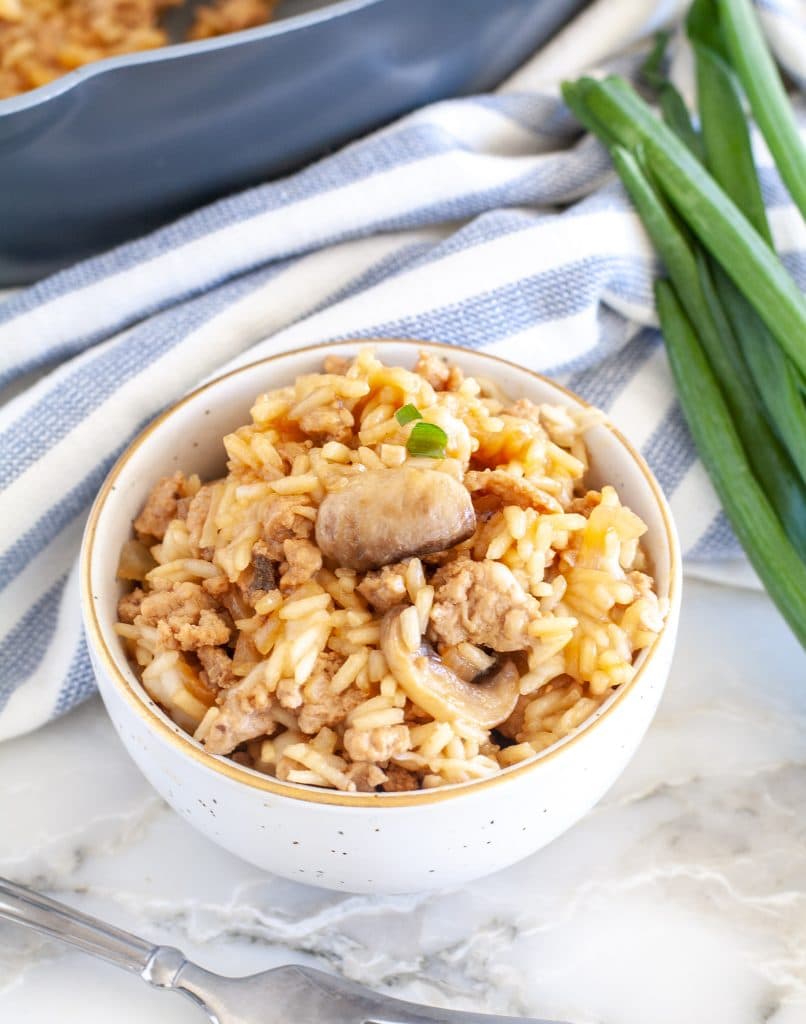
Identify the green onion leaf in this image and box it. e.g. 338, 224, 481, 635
686, 0, 728, 58
712, 264, 806, 486
407, 421, 448, 459
719, 0, 806, 220
688, 38, 806, 484
573, 76, 806, 378
561, 80, 618, 147
395, 404, 423, 426
640, 30, 671, 90
656, 280, 806, 648
609, 144, 806, 560
659, 84, 704, 162
691, 40, 772, 245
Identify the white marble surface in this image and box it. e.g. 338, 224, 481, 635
2, 577, 805, 1024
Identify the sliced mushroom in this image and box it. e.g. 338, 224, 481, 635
315, 466, 476, 571
380, 607, 520, 730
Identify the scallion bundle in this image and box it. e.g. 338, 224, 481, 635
563, 0, 806, 646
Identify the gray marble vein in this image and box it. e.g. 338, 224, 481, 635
2, 579, 805, 1024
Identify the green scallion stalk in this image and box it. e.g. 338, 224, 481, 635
689, 38, 806, 484
395, 403, 422, 426
656, 280, 806, 648
713, 267, 806, 485
718, 0, 806, 219
692, 41, 771, 244
560, 81, 618, 147
686, 0, 728, 58
640, 30, 672, 90
406, 421, 448, 459
659, 84, 704, 161
575, 75, 806, 379
610, 145, 806, 559
638, 32, 701, 159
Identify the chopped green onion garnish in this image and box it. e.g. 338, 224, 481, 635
406, 421, 448, 459
395, 404, 422, 426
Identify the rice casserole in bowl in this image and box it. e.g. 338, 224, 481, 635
113, 347, 668, 796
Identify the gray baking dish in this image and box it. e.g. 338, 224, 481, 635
0, 0, 587, 284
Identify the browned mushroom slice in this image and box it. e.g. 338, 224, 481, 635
315, 466, 476, 571
380, 607, 520, 729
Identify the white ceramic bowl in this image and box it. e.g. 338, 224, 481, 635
81, 339, 681, 894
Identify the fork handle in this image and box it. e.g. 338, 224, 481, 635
0, 876, 178, 979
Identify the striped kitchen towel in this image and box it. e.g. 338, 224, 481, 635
0, 0, 804, 740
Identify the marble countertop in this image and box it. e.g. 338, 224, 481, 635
2, 577, 805, 1024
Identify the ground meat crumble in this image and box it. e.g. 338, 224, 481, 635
429, 558, 540, 652
138, 581, 231, 651
133, 472, 190, 541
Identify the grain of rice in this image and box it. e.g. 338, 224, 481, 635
345, 623, 381, 646
498, 742, 537, 766
456, 642, 495, 674
286, 770, 329, 786
367, 650, 387, 682
399, 606, 421, 652
486, 531, 511, 561
451, 718, 488, 743
279, 593, 331, 620
331, 650, 368, 694
288, 619, 330, 665
445, 736, 464, 760
224, 433, 261, 470
357, 446, 384, 469
289, 386, 333, 418
254, 616, 282, 656
264, 643, 287, 690
135, 646, 152, 667
379, 675, 397, 698
146, 558, 222, 581
251, 394, 290, 424
414, 585, 434, 632
254, 591, 283, 616
283, 744, 354, 791
404, 558, 426, 601
528, 615, 578, 637
270, 474, 319, 495
412, 721, 454, 759
346, 694, 395, 723
321, 441, 353, 464
349, 707, 406, 730
422, 774, 444, 789
380, 443, 407, 467
172, 687, 209, 721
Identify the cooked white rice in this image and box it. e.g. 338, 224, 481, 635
115, 348, 667, 793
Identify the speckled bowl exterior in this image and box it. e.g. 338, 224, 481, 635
80, 340, 681, 894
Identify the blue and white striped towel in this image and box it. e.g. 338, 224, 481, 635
0, 0, 804, 741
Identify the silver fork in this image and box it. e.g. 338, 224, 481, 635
0, 877, 570, 1024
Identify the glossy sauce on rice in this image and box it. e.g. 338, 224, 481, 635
115, 349, 667, 792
